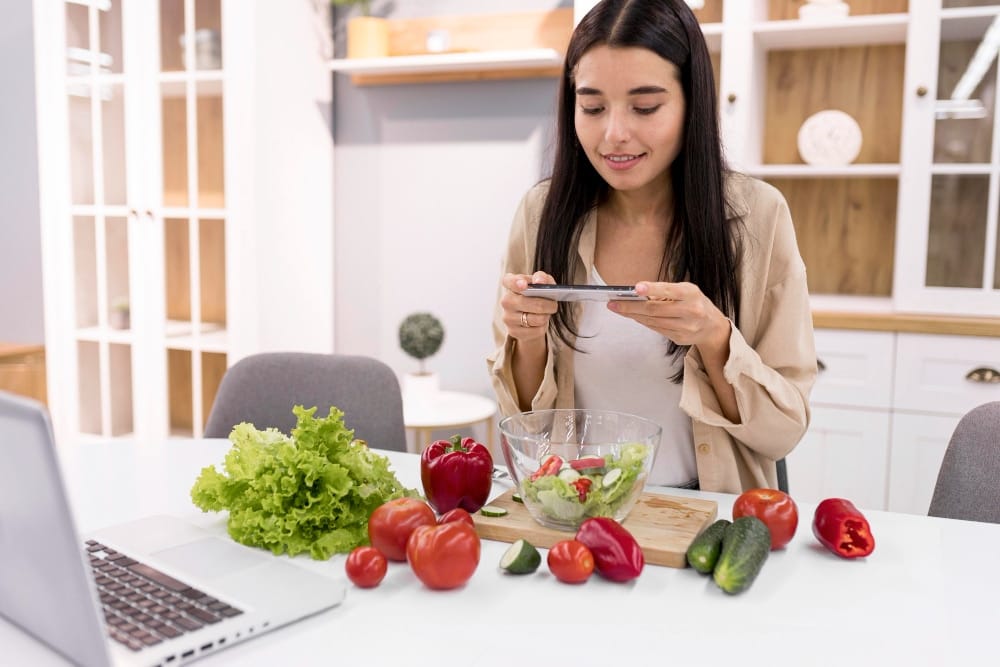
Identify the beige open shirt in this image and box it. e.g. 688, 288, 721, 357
487, 174, 817, 494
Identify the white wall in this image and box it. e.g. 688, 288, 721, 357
0, 0, 45, 343
334, 82, 556, 395
333, 1, 567, 401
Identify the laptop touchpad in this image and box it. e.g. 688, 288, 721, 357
152, 537, 271, 580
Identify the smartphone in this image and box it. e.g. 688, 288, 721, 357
521, 283, 647, 302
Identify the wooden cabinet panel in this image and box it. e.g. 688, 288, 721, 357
0, 344, 47, 406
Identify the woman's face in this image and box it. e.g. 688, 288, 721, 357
573, 45, 686, 195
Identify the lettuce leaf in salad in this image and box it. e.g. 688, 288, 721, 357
191, 405, 417, 560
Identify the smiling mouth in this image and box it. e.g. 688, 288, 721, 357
602, 153, 645, 170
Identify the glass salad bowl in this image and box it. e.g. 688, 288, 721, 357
498, 409, 662, 531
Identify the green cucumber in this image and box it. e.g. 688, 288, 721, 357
712, 516, 771, 595
500, 539, 541, 574
511, 492, 523, 503
685, 519, 732, 574
480, 506, 508, 517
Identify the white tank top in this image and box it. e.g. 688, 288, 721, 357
573, 269, 697, 487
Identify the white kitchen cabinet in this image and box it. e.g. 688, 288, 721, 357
787, 405, 891, 511
790, 329, 895, 509
893, 333, 1000, 415
705, 1, 1000, 513
33, 0, 334, 444
888, 411, 961, 515
895, 1, 1000, 315
812, 329, 896, 409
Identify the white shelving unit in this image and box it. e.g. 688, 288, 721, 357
33, 0, 335, 445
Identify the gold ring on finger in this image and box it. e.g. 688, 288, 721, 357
520, 311, 530, 328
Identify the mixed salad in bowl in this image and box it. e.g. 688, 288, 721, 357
516, 443, 652, 530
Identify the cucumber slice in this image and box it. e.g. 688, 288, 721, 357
602, 467, 623, 488
500, 539, 541, 574
557, 468, 581, 483
480, 505, 509, 517
511, 492, 523, 503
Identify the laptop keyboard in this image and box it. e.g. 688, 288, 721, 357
85, 540, 244, 652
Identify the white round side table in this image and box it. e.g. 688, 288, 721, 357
403, 391, 498, 455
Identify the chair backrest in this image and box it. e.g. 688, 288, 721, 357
204, 353, 407, 451
928, 401, 1000, 523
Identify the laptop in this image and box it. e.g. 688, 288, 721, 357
0, 391, 346, 667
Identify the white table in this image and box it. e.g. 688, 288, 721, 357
403, 390, 497, 454
4, 440, 999, 666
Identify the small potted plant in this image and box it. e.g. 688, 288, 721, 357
399, 312, 444, 399
109, 296, 130, 330
331, 0, 389, 59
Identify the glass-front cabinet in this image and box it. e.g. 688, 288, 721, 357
35, 0, 335, 444
897, 0, 1000, 314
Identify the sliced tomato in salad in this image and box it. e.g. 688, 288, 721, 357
569, 456, 606, 471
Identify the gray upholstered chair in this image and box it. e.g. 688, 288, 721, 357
204, 352, 407, 451
927, 401, 1000, 523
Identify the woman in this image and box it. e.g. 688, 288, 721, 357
487, 0, 816, 493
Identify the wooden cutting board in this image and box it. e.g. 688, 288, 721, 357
472, 489, 718, 568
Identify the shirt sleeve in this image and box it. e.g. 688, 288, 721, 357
486, 185, 560, 417
679, 185, 817, 461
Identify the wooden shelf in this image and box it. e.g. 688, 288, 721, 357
748, 164, 901, 178
754, 14, 909, 50
813, 311, 1000, 337
330, 48, 563, 86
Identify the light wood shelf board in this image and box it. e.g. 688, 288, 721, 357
813, 311, 1000, 337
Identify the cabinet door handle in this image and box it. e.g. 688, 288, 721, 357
966, 367, 1000, 383
916, 85, 928, 97
727, 92, 737, 104
817, 358, 826, 372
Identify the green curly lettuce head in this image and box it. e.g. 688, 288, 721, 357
191, 405, 417, 559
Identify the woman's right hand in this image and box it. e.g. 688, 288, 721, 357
500, 271, 558, 343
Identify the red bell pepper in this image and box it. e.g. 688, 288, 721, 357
420, 434, 493, 514
812, 498, 875, 559
530, 454, 563, 481
575, 517, 644, 582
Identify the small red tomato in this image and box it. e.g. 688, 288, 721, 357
345, 546, 387, 588
732, 488, 799, 550
547, 540, 595, 584
438, 507, 475, 527
406, 521, 481, 590
367, 497, 437, 561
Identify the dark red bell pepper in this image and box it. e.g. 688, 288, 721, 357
420, 435, 493, 514
812, 498, 875, 559
575, 517, 644, 582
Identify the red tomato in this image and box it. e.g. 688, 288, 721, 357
345, 546, 387, 588
438, 507, 475, 527
367, 497, 436, 561
406, 521, 481, 590
546, 540, 595, 584
732, 488, 799, 550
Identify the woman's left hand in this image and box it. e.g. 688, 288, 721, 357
608, 281, 731, 355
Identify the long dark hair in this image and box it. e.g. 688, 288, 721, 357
535, 0, 741, 378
